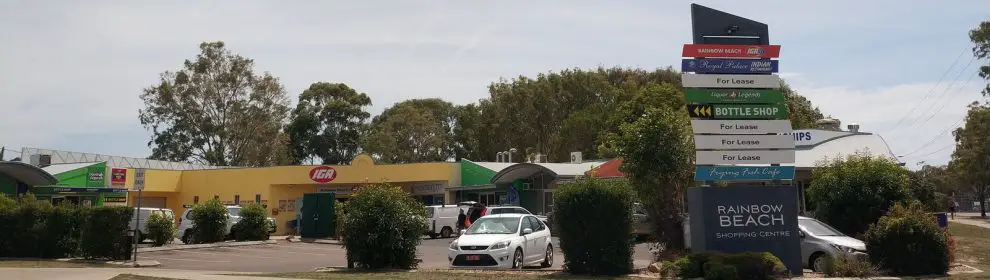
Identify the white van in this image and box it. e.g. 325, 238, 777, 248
425, 205, 468, 239
130, 207, 175, 243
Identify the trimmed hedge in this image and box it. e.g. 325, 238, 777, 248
554, 177, 634, 276
342, 184, 427, 269
147, 212, 176, 246
0, 195, 132, 260
190, 198, 229, 244
231, 203, 269, 241
674, 252, 787, 280
864, 202, 950, 276
80, 206, 133, 260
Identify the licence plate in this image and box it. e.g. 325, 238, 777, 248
466, 255, 480, 261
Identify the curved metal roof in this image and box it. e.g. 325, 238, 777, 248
0, 161, 58, 186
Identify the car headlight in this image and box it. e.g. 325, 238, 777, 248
490, 240, 511, 250
449, 240, 459, 250
831, 244, 856, 253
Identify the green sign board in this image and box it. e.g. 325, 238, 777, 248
684, 88, 785, 104
687, 104, 789, 120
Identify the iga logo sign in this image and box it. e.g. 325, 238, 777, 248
746, 46, 764, 56
309, 166, 337, 183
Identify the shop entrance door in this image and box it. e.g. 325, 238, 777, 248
300, 192, 336, 238
478, 192, 498, 206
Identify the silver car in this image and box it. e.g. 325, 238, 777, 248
798, 216, 868, 272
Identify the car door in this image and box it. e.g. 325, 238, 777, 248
530, 216, 550, 256
523, 216, 542, 262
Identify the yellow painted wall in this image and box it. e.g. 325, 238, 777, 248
131, 155, 458, 235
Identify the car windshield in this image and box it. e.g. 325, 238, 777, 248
227, 207, 240, 217
465, 217, 520, 235
799, 218, 844, 236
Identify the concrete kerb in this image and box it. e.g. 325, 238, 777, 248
136, 240, 277, 253
0, 257, 161, 268
286, 237, 343, 245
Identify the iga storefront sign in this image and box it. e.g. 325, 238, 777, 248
309, 166, 337, 183
110, 168, 127, 187
411, 183, 444, 195
687, 186, 801, 275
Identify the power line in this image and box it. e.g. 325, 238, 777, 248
904, 142, 955, 160
898, 59, 977, 134
884, 48, 968, 134
899, 116, 965, 157
911, 72, 979, 130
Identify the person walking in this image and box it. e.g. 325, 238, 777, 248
950, 199, 958, 220
456, 208, 467, 232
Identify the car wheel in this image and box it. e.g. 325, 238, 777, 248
512, 248, 524, 269
540, 244, 553, 268
429, 233, 439, 239
810, 252, 826, 272
182, 232, 194, 245
440, 227, 453, 238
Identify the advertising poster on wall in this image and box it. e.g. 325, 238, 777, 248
110, 168, 127, 187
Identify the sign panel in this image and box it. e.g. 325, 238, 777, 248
103, 196, 127, 203
309, 166, 338, 183
110, 168, 127, 186
788, 129, 856, 147
687, 104, 789, 120
682, 44, 781, 58
690, 120, 793, 134
696, 150, 795, 165
682, 74, 780, 89
682, 58, 778, 74
694, 166, 796, 181
694, 134, 795, 150
684, 88, 784, 104
687, 186, 802, 275
133, 168, 145, 191
411, 183, 444, 195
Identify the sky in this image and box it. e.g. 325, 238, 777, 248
0, 0, 988, 169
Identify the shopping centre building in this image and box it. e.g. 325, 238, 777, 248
0, 121, 899, 235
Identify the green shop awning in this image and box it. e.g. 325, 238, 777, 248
32, 186, 128, 195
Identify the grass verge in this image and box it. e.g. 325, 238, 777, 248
0, 259, 106, 268
949, 222, 990, 279
109, 274, 186, 280
252, 271, 629, 280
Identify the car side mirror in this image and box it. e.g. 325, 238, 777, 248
460, 229, 467, 236
522, 228, 533, 235
799, 231, 805, 238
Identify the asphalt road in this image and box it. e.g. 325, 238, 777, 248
140, 237, 656, 273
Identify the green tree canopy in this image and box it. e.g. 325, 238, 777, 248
287, 82, 372, 164
138, 41, 291, 166
362, 99, 453, 163
970, 20, 990, 97
949, 102, 990, 217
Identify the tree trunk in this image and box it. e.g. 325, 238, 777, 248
980, 186, 987, 218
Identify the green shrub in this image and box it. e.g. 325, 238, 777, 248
673, 252, 786, 280
822, 253, 879, 278
704, 260, 739, 280
807, 153, 914, 236
554, 177, 634, 276
147, 212, 176, 246
190, 199, 229, 243
41, 204, 85, 258
334, 201, 346, 238
864, 202, 950, 276
342, 184, 427, 269
7, 194, 52, 257
231, 203, 269, 241
0, 195, 15, 209
80, 206, 133, 260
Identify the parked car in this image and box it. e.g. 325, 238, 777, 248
425, 204, 469, 239
448, 213, 553, 269
473, 205, 549, 225
178, 205, 276, 244
130, 207, 175, 243
798, 216, 867, 272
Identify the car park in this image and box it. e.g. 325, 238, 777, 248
798, 216, 868, 272
448, 213, 553, 269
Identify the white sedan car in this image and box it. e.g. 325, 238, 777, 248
448, 213, 553, 269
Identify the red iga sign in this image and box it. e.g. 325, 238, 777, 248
309, 166, 337, 183
110, 168, 127, 186
682, 44, 781, 58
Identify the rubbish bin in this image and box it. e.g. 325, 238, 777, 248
934, 212, 948, 230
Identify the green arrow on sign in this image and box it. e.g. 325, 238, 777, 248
709, 104, 789, 120
684, 88, 785, 104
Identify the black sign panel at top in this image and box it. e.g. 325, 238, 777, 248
691, 3, 769, 45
